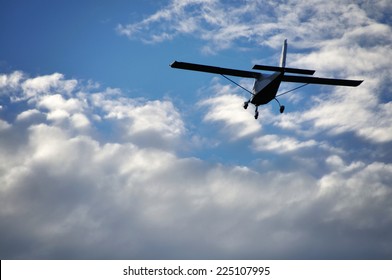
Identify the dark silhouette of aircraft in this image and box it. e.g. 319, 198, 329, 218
171, 40, 363, 119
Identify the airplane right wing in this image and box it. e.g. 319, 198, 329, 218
282, 75, 363, 87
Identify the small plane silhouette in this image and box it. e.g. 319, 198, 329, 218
171, 39, 363, 119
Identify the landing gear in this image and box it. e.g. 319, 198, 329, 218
243, 98, 284, 119
243, 100, 250, 110
275, 98, 285, 114
243, 100, 258, 119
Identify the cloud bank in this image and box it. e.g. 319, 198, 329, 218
1, 68, 392, 259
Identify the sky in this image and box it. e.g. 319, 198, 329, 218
1, 0, 392, 259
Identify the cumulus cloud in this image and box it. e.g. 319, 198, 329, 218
1, 69, 392, 259
0, 119, 11, 130
90, 92, 185, 148
0, 71, 24, 93
21, 73, 77, 100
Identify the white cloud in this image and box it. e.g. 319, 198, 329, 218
293, 82, 392, 143
116, 0, 389, 50
199, 93, 262, 139
0, 71, 185, 148
37, 94, 84, 113
16, 109, 43, 122
318, 160, 392, 232
252, 134, 317, 153
117, 0, 266, 52
46, 109, 70, 122
0, 71, 24, 93
91, 92, 185, 147
71, 113, 90, 129
0, 119, 11, 131
21, 73, 77, 100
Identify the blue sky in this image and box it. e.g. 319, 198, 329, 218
1, 0, 392, 259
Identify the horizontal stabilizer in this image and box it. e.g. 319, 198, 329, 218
253, 64, 315, 75
171, 61, 261, 79
282, 75, 363, 87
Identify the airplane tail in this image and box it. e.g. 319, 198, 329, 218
280, 39, 287, 68
252, 39, 315, 75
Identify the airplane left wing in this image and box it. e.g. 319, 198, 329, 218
170, 61, 261, 79
282, 75, 363, 87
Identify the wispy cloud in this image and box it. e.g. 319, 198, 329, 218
119, 0, 392, 144
117, 0, 392, 50
252, 134, 317, 153
117, 0, 271, 53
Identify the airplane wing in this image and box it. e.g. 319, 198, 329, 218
282, 75, 363, 87
171, 61, 261, 79
253, 64, 315, 75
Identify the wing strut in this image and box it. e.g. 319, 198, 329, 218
276, 83, 309, 97
220, 74, 254, 96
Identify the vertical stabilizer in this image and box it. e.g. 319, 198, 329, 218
280, 39, 287, 68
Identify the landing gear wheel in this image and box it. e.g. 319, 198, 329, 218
280, 105, 285, 114
243, 101, 249, 110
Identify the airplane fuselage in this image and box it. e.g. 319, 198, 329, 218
251, 72, 283, 106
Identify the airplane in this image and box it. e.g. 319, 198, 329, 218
170, 39, 363, 119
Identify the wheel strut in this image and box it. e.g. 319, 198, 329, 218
254, 107, 259, 119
